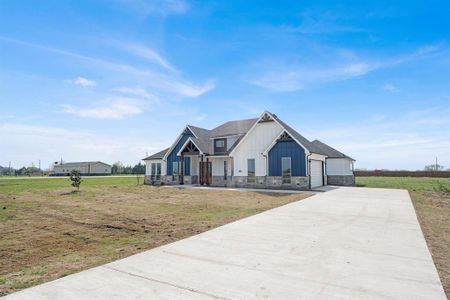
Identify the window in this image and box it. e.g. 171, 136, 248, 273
150, 163, 162, 180
214, 138, 227, 154
247, 159, 255, 183
223, 161, 227, 180
282, 157, 291, 184
151, 163, 156, 180
172, 161, 179, 181
156, 163, 161, 180
215, 140, 225, 148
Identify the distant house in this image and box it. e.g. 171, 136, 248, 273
51, 161, 111, 176
143, 111, 355, 190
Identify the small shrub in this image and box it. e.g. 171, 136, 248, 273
69, 170, 82, 191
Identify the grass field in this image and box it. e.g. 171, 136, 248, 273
0, 177, 310, 296
357, 176, 450, 296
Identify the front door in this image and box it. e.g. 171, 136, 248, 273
199, 161, 212, 185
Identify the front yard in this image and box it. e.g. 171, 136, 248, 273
0, 177, 311, 296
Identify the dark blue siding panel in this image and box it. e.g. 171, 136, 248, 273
268, 141, 306, 176
184, 157, 190, 176
166, 131, 193, 176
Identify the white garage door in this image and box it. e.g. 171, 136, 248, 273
310, 160, 323, 188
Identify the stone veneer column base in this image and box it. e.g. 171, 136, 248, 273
327, 175, 355, 186
146, 175, 312, 190
231, 176, 309, 190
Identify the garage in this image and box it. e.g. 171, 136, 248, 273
310, 160, 324, 188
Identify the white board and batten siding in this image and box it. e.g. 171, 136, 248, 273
209, 157, 231, 176
232, 121, 283, 176
326, 158, 353, 176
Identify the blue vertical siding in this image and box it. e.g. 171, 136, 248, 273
184, 157, 190, 176
268, 140, 306, 176
166, 130, 193, 176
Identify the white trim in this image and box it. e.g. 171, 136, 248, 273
262, 130, 287, 155
209, 134, 242, 139
143, 158, 164, 161
229, 111, 311, 156
186, 125, 199, 139
228, 111, 268, 156
176, 137, 204, 156
281, 156, 292, 184
268, 115, 311, 155
163, 126, 195, 161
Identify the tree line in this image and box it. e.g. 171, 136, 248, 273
0, 162, 146, 176
111, 162, 145, 174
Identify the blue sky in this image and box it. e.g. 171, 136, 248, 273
1, 0, 449, 170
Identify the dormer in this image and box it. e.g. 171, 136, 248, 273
213, 138, 227, 154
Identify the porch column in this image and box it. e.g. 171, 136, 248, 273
206, 157, 210, 186
200, 155, 204, 185
180, 154, 184, 185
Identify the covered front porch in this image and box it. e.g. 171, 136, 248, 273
176, 139, 215, 186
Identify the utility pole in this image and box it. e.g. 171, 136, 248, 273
435, 157, 438, 171
8, 161, 11, 176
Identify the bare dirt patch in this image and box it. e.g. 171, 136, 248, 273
411, 191, 450, 296
0, 185, 311, 296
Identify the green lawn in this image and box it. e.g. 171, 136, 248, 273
356, 176, 450, 296
0, 176, 139, 194
356, 176, 450, 192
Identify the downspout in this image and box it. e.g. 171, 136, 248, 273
261, 152, 267, 186
307, 153, 312, 190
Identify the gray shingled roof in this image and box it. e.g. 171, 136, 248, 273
185, 119, 259, 154
143, 148, 169, 160
311, 140, 353, 160
56, 161, 111, 167
271, 115, 326, 155
210, 118, 258, 137
145, 112, 351, 160
187, 125, 213, 154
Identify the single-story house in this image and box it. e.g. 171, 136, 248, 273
143, 111, 355, 190
51, 161, 111, 176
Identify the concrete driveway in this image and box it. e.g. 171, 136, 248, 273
4, 187, 446, 299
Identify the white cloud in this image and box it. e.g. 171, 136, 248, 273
303, 107, 450, 170
0, 123, 168, 168
61, 97, 146, 120
1, 36, 215, 99
249, 62, 375, 92
382, 84, 399, 92
67, 76, 97, 87
162, 79, 216, 97
113, 87, 160, 101
124, 44, 175, 71
249, 45, 441, 92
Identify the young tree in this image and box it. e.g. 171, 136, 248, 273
132, 162, 145, 174
112, 161, 124, 174
424, 164, 444, 171
70, 170, 82, 191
